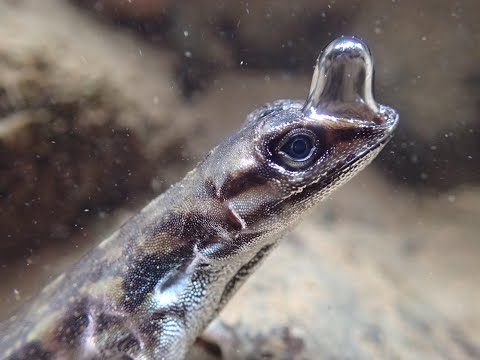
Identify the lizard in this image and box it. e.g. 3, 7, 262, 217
0, 36, 399, 360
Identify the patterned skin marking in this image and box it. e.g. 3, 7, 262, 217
0, 37, 398, 359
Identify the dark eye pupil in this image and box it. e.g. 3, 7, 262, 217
282, 135, 314, 160
291, 138, 308, 156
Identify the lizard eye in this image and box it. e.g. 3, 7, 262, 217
272, 130, 320, 171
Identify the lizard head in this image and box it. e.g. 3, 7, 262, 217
202, 37, 398, 252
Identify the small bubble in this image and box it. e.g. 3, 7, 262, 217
184, 51, 192, 58
447, 195, 456, 203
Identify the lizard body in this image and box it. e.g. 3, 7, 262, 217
0, 37, 398, 360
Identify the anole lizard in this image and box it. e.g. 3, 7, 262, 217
0, 37, 398, 360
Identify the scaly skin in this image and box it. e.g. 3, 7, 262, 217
0, 37, 398, 360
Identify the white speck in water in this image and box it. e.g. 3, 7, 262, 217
183, 30, 189, 37
421, 36, 427, 41
185, 51, 192, 58
448, 195, 456, 203
84, 208, 90, 213
13, 289, 20, 301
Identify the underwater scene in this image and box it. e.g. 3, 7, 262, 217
0, 1, 478, 359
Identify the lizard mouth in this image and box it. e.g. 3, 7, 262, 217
376, 104, 400, 134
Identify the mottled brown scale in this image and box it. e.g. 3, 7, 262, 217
55, 300, 90, 345
0, 37, 398, 360
5, 342, 51, 360
219, 168, 270, 200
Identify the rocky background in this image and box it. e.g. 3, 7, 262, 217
0, 0, 479, 359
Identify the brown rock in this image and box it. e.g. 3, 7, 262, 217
0, 0, 191, 256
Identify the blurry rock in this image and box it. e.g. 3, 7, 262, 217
187, 325, 305, 360
0, 0, 193, 257
350, 0, 480, 190
74, 0, 359, 96
90, 0, 170, 20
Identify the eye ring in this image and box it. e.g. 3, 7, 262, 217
271, 129, 319, 171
